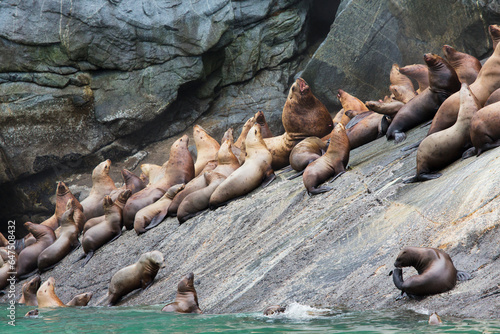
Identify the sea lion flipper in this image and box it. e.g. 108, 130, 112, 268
393, 132, 407, 144
379, 116, 391, 136
392, 268, 404, 290
72, 253, 86, 264
262, 170, 276, 188
277, 165, 293, 174
328, 171, 345, 184
401, 141, 421, 152
308, 185, 333, 195
417, 173, 442, 181
146, 213, 166, 231
457, 270, 471, 281
286, 170, 304, 180
420, 120, 433, 128
81, 252, 94, 268
403, 175, 419, 184
461, 147, 477, 160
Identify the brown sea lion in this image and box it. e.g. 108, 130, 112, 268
78, 191, 131, 266
107, 251, 164, 306
37, 201, 80, 272
405, 83, 479, 182
387, 54, 461, 143
55, 201, 86, 236
428, 30, 500, 136
122, 135, 195, 230
210, 124, 275, 208
161, 272, 202, 314
255, 110, 273, 138
24, 309, 39, 318
336, 89, 369, 126
166, 169, 211, 218
287, 137, 327, 179
443, 45, 481, 85
366, 100, 404, 117
345, 111, 386, 149
332, 108, 345, 126
134, 184, 185, 234
490, 24, 500, 50
16, 223, 56, 279
390, 84, 416, 104
399, 64, 430, 94
121, 169, 148, 195
0, 256, 10, 290
428, 312, 442, 325
81, 160, 118, 220
66, 292, 93, 306
392, 247, 469, 298
36, 277, 66, 308
18, 274, 41, 306
193, 125, 220, 177
302, 123, 349, 195
390, 63, 415, 90
263, 305, 287, 315
82, 189, 131, 234
484, 88, 500, 106
465, 100, 500, 157
0, 233, 8, 247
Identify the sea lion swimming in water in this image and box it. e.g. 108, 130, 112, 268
18, 274, 41, 306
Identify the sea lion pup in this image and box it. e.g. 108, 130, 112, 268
345, 111, 386, 149
210, 124, 275, 208
386, 54, 461, 143
37, 201, 80, 273
81, 159, 118, 220
365, 100, 404, 118
263, 78, 333, 170
140, 163, 162, 185
16, 223, 56, 279
428, 312, 442, 325
490, 24, 500, 50
66, 292, 93, 306
134, 184, 185, 234
18, 275, 41, 306
193, 125, 220, 177
443, 45, 481, 85
106, 251, 164, 306
405, 83, 479, 183
390, 84, 416, 104
428, 28, 500, 136
82, 189, 131, 234
36, 277, 66, 308
161, 272, 202, 314
78, 191, 131, 266
302, 123, 349, 195
392, 247, 470, 298
255, 110, 273, 138
399, 64, 430, 94
263, 305, 286, 315
122, 135, 195, 230
464, 100, 500, 157
121, 169, 148, 195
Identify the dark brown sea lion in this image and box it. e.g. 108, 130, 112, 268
78, 191, 131, 266
443, 45, 481, 85
193, 125, 220, 177
302, 123, 350, 195
263, 305, 286, 315
133, 184, 185, 234
366, 100, 404, 118
81, 159, 118, 220
466, 100, 500, 156
37, 201, 80, 273
82, 189, 130, 234
121, 169, 148, 195
392, 247, 469, 298
428, 30, 500, 136
399, 64, 430, 94
16, 223, 56, 279
107, 251, 164, 306
36, 277, 66, 308
210, 124, 275, 208
288, 136, 327, 179
66, 292, 93, 306
405, 83, 479, 182
122, 135, 195, 230
387, 54, 461, 143
161, 272, 202, 314
18, 274, 41, 306
345, 111, 386, 149
255, 110, 273, 138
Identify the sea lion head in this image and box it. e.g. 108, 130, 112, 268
56, 181, 70, 196
489, 24, 500, 39
139, 250, 164, 269
263, 305, 286, 316
24, 309, 39, 318
254, 111, 265, 124
394, 247, 419, 268
38, 277, 57, 298
24, 274, 41, 294
178, 272, 196, 293
442, 45, 456, 59
93, 159, 112, 177
193, 125, 207, 140
423, 53, 441, 67
70, 292, 93, 306
288, 78, 310, 102
221, 128, 234, 143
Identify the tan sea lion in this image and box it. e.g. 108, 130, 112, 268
365, 100, 404, 117
18, 274, 41, 306
81, 160, 118, 220
387, 54, 461, 143
428, 29, 500, 136
490, 24, 500, 50
220, 127, 234, 144
255, 110, 273, 138
263, 305, 286, 315
122, 135, 195, 230
107, 251, 164, 306
392, 247, 469, 298
82, 188, 131, 234
428, 312, 442, 325
78, 191, 131, 266
399, 64, 430, 94
0, 233, 8, 247
443, 45, 481, 85
405, 83, 479, 182
193, 125, 220, 176
234, 116, 256, 149
37, 201, 80, 272
66, 292, 93, 306
166, 169, 212, 218
345, 111, 386, 149
332, 108, 345, 126
121, 169, 148, 195
134, 184, 185, 234
210, 124, 275, 208
390, 63, 415, 91
55, 201, 86, 236
390, 84, 416, 104
161, 272, 202, 314
16, 223, 56, 279
302, 123, 350, 195
140, 163, 162, 185
336, 89, 369, 126
36, 277, 66, 308
287, 137, 327, 179
465, 100, 500, 157
485, 88, 500, 106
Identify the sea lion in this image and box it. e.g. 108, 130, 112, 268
255, 110, 273, 138
107, 251, 164, 306
166, 170, 212, 218
386, 54, 461, 143
0, 233, 8, 247
332, 108, 345, 125
390, 84, 416, 104
405, 83, 479, 182
465, 100, 500, 157
234, 116, 256, 149
490, 24, 500, 50
36, 277, 66, 308
81, 160, 118, 220
345, 111, 386, 149
66, 292, 93, 306
390, 64, 415, 91
82, 189, 131, 234
366, 100, 404, 118
263, 305, 286, 315
24, 309, 39, 318
220, 127, 234, 144
54, 199, 85, 236
121, 169, 148, 195
140, 163, 162, 185
428, 312, 442, 325
18, 274, 41, 306
399, 64, 430, 94
78, 191, 131, 266
193, 125, 220, 176
485, 88, 500, 106
392, 247, 467, 298
16, 223, 56, 279
336, 89, 369, 126
161, 272, 202, 314
37, 201, 80, 272
443, 45, 481, 85
302, 123, 349, 195
122, 135, 195, 230
288, 137, 327, 176
134, 184, 185, 234
0, 255, 10, 290
210, 124, 275, 208
428, 28, 500, 136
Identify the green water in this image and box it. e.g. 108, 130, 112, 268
1, 303, 499, 333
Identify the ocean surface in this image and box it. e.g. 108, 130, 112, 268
0, 302, 499, 333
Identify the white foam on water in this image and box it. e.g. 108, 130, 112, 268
266, 302, 333, 321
